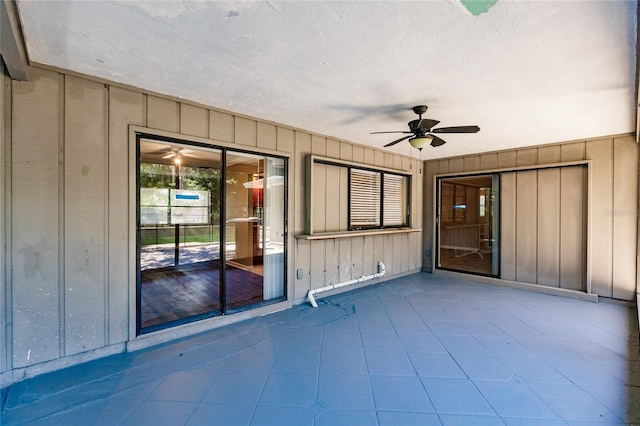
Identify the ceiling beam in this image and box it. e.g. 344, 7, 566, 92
1, 0, 29, 80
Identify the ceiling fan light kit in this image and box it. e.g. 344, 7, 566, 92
371, 105, 480, 151
409, 135, 433, 149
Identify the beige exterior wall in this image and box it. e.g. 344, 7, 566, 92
0, 65, 422, 386
424, 137, 639, 301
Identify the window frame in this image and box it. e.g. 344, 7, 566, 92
309, 156, 411, 233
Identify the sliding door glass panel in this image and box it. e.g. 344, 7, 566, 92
225, 152, 286, 310
263, 157, 286, 300
437, 174, 499, 277
138, 139, 222, 331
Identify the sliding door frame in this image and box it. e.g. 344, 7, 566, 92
132, 129, 289, 336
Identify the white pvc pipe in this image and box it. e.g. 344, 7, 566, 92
307, 261, 386, 307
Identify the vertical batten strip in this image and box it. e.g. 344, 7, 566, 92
58, 73, 65, 357
103, 83, 110, 345
0, 63, 11, 372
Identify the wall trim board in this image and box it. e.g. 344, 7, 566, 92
434, 159, 590, 178
426, 134, 634, 164
311, 154, 413, 174
434, 270, 598, 303
296, 227, 421, 240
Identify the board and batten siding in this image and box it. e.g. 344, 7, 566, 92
424, 136, 638, 301
1, 65, 422, 386
305, 152, 423, 294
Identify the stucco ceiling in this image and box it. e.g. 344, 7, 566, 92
15, 0, 638, 159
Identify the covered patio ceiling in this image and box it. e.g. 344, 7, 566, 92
13, 0, 638, 158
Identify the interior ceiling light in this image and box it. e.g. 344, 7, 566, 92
408, 135, 433, 150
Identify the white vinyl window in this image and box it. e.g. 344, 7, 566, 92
349, 168, 408, 230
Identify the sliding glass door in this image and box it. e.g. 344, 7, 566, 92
137, 136, 286, 334
437, 174, 499, 276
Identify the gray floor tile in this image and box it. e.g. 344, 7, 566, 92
475, 335, 535, 357
319, 347, 367, 374
202, 369, 269, 405
258, 371, 317, 407
385, 307, 422, 321
544, 358, 623, 386
317, 374, 374, 410
474, 378, 559, 419
365, 350, 415, 376
279, 326, 323, 349
532, 382, 623, 422
445, 309, 487, 322
396, 331, 445, 353
147, 368, 220, 402
416, 308, 456, 321
27, 397, 141, 426
461, 321, 507, 337
497, 355, 569, 384
377, 411, 441, 425
120, 400, 197, 426
272, 346, 320, 372
581, 383, 640, 423
186, 403, 254, 426
427, 321, 471, 336
408, 352, 466, 378
500, 419, 566, 426
314, 409, 378, 426
250, 405, 313, 426
361, 331, 404, 351
438, 335, 491, 355
390, 318, 431, 333
321, 330, 362, 349
370, 375, 434, 412
451, 353, 513, 381
358, 317, 395, 332
518, 337, 582, 359
439, 413, 505, 425
422, 378, 494, 415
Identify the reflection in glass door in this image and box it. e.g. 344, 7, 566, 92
138, 140, 223, 331
224, 152, 285, 311
137, 137, 287, 334
437, 174, 499, 276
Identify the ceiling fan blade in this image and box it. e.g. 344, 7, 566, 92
430, 135, 447, 147
431, 125, 480, 134
162, 152, 176, 159
410, 119, 440, 131
147, 145, 172, 154
384, 135, 413, 147
371, 131, 413, 134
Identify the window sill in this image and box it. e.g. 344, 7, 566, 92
295, 227, 421, 240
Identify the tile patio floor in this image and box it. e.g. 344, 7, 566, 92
2, 272, 640, 425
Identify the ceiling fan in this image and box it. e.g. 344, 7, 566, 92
147, 145, 199, 164
371, 105, 480, 150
